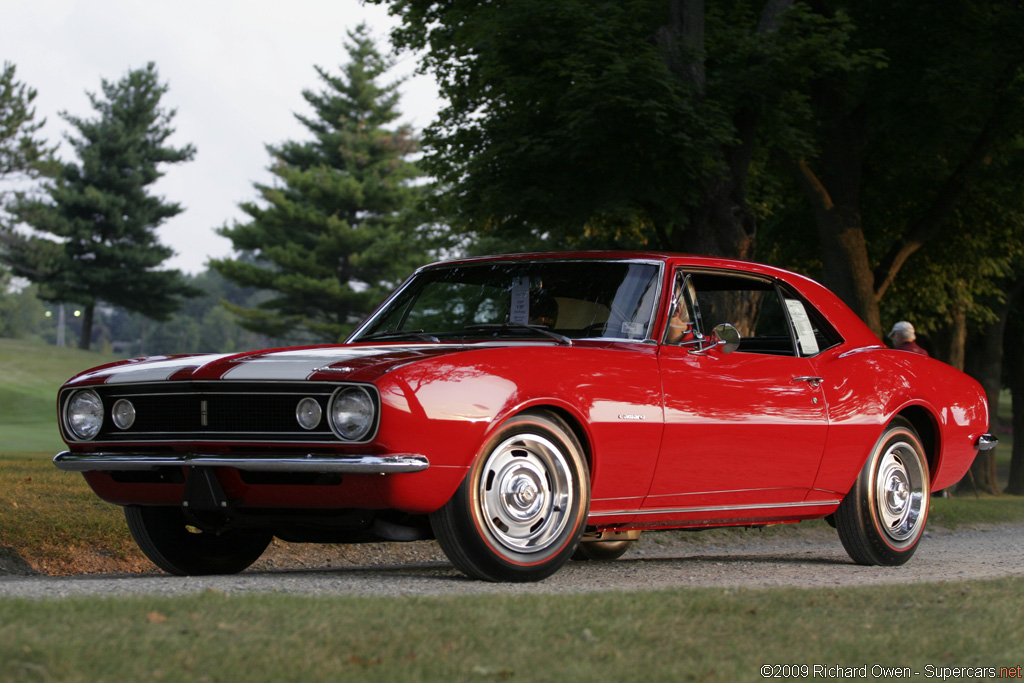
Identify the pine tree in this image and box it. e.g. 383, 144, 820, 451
1, 61, 56, 277
211, 24, 429, 343
0, 61, 55, 193
8, 62, 198, 350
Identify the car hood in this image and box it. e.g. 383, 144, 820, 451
63, 344, 477, 386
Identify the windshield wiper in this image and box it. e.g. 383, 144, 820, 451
464, 323, 573, 346
359, 329, 440, 343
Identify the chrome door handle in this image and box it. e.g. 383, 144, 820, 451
793, 376, 822, 388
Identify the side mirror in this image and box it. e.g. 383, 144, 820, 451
712, 323, 740, 354
681, 323, 741, 355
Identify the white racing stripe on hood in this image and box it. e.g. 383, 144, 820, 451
220, 347, 393, 381
103, 355, 233, 384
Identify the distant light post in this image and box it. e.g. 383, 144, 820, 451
57, 304, 66, 347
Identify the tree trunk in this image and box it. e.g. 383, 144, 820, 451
788, 102, 882, 336
1005, 290, 1024, 495
931, 304, 966, 371
790, 36, 1024, 340
957, 300, 1010, 495
1006, 333, 1024, 495
657, 0, 791, 263
78, 304, 94, 351
795, 161, 881, 336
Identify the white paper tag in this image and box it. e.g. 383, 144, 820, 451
786, 299, 819, 355
510, 276, 530, 324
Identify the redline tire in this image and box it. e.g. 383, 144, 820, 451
835, 417, 930, 566
431, 410, 590, 582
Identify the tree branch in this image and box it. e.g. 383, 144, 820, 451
873, 63, 1023, 302
786, 156, 834, 213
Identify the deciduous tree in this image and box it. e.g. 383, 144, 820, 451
371, 0, 874, 260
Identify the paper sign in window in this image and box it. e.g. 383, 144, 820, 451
786, 299, 819, 356
510, 276, 530, 325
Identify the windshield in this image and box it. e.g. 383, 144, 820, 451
352, 260, 661, 343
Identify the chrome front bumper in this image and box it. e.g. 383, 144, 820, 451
53, 451, 429, 474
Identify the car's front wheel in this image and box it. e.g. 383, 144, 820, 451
834, 417, 930, 566
125, 506, 272, 576
431, 411, 591, 582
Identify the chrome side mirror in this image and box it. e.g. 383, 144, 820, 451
712, 323, 740, 354
683, 323, 741, 355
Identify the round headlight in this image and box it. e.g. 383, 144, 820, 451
296, 397, 322, 430
111, 399, 136, 430
329, 387, 376, 441
66, 390, 104, 441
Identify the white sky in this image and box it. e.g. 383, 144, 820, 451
2, 0, 441, 274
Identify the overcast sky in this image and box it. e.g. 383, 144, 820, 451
3, 0, 441, 274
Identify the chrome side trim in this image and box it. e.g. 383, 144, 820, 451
53, 451, 429, 474
588, 499, 842, 518
975, 433, 999, 451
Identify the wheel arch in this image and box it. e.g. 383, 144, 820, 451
895, 405, 939, 485
514, 404, 594, 475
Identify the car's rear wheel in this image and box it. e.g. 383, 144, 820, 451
431, 411, 590, 582
125, 506, 272, 576
834, 417, 930, 566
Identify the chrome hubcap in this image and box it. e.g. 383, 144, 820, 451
479, 433, 573, 554
874, 443, 925, 543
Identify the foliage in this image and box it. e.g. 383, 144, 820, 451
767, 1, 1024, 334
0, 61, 56, 197
5, 63, 199, 350
101, 267, 278, 356
212, 24, 432, 343
0, 61, 57, 323
370, 0, 879, 257
0, 278, 49, 341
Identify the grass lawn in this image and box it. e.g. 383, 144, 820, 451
1, 578, 1023, 682
0, 338, 118, 453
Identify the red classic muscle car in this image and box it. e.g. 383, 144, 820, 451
54, 253, 996, 581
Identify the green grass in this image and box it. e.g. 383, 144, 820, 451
929, 495, 1024, 526
0, 454, 142, 573
0, 338, 118, 453
1, 578, 1023, 682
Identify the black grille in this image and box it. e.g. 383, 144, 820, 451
65, 381, 374, 443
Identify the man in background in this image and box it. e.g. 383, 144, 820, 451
888, 321, 930, 357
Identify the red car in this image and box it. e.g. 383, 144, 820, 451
55, 253, 995, 582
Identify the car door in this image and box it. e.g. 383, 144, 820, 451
644, 269, 830, 517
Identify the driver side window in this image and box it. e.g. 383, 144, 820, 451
666, 270, 797, 356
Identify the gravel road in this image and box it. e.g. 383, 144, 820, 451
2, 524, 1022, 600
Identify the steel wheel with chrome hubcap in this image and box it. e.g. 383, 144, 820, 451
835, 417, 930, 566
431, 410, 590, 582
